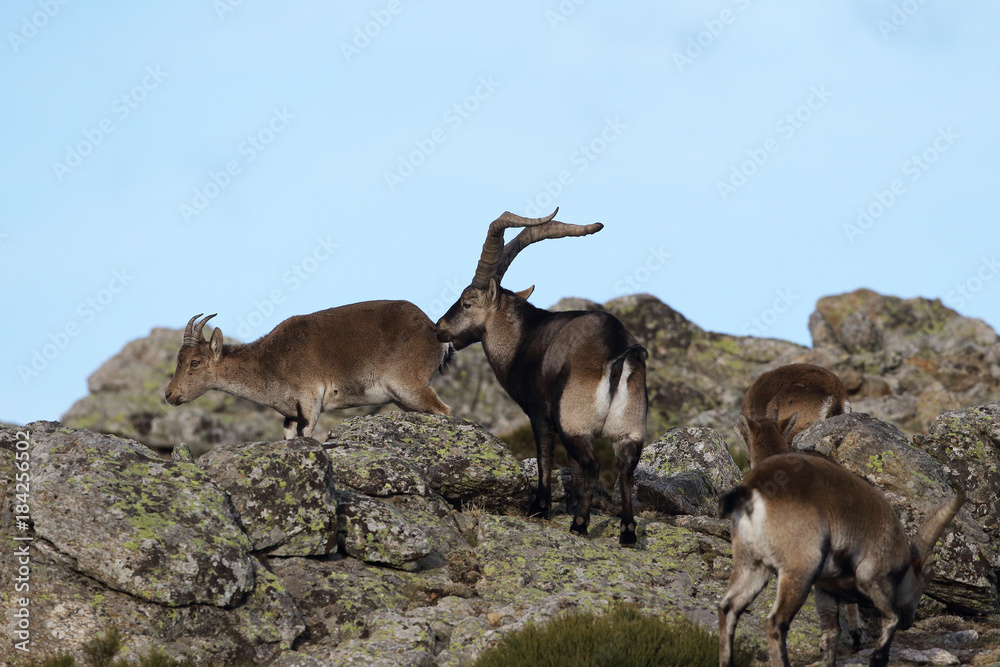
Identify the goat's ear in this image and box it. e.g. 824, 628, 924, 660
514, 285, 535, 300
738, 414, 754, 441
486, 276, 500, 304
734, 423, 748, 448
209, 327, 224, 361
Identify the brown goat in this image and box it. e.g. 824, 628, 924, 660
434, 209, 648, 545
165, 301, 452, 438
718, 452, 964, 667
737, 363, 851, 467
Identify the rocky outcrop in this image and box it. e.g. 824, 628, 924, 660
7, 404, 1000, 665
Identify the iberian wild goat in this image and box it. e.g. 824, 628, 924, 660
165, 301, 453, 438
434, 209, 648, 545
718, 452, 965, 667
737, 363, 851, 467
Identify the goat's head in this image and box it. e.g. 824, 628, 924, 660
165, 313, 221, 406
738, 413, 796, 467
897, 487, 966, 628
435, 208, 602, 348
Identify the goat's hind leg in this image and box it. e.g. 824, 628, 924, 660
561, 433, 599, 536
613, 435, 642, 545
719, 557, 771, 667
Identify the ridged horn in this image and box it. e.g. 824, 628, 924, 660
183, 313, 217, 346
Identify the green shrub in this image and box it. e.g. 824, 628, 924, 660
82, 628, 121, 667
473, 603, 756, 667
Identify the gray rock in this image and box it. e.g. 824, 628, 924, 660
337, 490, 433, 570
636, 469, 718, 516
198, 439, 339, 556
325, 441, 429, 497
794, 412, 999, 614
327, 413, 529, 512
915, 402, 1000, 544
634, 427, 743, 517
26, 421, 254, 607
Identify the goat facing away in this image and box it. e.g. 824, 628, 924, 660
434, 209, 648, 545
165, 301, 452, 438
718, 452, 965, 667
737, 363, 851, 468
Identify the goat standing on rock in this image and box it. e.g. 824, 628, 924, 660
434, 209, 648, 545
718, 452, 965, 667
165, 301, 453, 438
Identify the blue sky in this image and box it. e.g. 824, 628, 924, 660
3, 1, 998, 426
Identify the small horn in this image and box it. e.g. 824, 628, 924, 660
182, 313, 204, 346
190, 313, 217, 345
913, 487, 966, 559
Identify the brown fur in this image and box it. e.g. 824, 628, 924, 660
738, 363, 851, 467
165, 301, 451, 438
718, 453, 964, 667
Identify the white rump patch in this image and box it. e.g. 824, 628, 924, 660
844, 399, 852, 414
818, 395, 835, 419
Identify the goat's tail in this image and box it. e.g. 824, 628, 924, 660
608, 344, 648, 396
720, 486, 751, 519
437, 342, 456, 375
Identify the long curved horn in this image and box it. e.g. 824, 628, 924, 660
495, 218, 604, 284
913, 487, 966, 559
183, 313, 204, 346
470, 209, 559, 289
189, 313, 217, 345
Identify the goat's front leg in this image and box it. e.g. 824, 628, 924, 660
283, 417, 298, 440
528, 416, 557, 518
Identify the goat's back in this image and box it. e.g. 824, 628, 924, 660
730, 453, 908, 569
264, 300, 441, 373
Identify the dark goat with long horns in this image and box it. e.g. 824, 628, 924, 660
435, 209, 648, 545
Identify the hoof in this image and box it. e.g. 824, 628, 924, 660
569, 515, 589, 536
619, 521, 637, 546
528, 500, 549, 519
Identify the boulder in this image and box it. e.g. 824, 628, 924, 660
24, 421, 254, 607
915, 402, 1000, 544
336, 490, 433, 570
198, 439, 339, 556
793, 412, 999, 615
327, 413, 529, 512
634, 427, 742, 517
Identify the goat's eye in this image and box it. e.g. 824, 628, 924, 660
190, 359, 200, 368
461, 301, 471, 310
